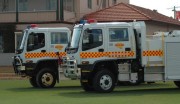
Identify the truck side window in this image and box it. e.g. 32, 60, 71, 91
109, 28, 129, 42
27, 33, 45, 51
51, 32, 68, 44
82, 29, 103, 51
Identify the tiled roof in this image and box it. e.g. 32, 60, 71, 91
84, 3, 180, 25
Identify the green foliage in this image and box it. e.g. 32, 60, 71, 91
0, 80, 180, 104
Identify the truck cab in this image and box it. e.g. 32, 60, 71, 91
13, 24, 71, 88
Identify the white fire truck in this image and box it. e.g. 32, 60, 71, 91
13, 24, 71, 88
62, 20, 180, 93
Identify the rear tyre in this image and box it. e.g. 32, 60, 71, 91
29, 77, 38, 88
93, 70, 115, 93
81, 81, 94, 91
36, 68, 56, 88
174, 81, 180, 88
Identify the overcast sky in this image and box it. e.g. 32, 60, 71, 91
130, 0, 180, 18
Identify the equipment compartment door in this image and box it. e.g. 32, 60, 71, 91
165, 41, 180, 80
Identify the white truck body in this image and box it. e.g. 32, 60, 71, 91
62, 20, 180, 92
13, 25, 71, 88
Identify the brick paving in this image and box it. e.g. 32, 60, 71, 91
0, 66, 21, 80
0, 73, 26, 80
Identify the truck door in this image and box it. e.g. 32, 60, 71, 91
49, 31, 69, 53
25, 32, 47, 60
107, 27, 135, 59
80, 28, 105, 61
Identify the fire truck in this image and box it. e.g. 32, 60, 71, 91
62, 20, 180, 93
13, 24, 71, 88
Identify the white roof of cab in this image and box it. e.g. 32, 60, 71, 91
75, 22, 131, 28
28, 27, 71, 32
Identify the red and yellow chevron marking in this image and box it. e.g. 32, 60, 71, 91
25, 52, 66, 59
143, 50, 163, 56
108, 51, 135, 58
80, 51, 135, 58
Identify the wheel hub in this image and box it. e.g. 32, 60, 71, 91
41, 73, 53, 86
46, 77, 50, 81
105, 80, 109, 85
100, 75, 112, 90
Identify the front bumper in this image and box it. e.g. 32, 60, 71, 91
13, 56, 25, 74
61, 57, 81, 79
12, 56, 35, 76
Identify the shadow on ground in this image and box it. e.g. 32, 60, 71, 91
57, 88, 180, 98
6, 85, 81, 92
6, 83, 180, 98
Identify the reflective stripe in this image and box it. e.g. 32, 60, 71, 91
25, 52, 66, 59
80, 51, 135, 58
143, 50, 163, 56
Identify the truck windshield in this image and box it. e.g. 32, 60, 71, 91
17, 30, 28, 53
70, 27, 82, 48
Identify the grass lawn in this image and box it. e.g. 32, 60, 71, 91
0, 80, 180, 104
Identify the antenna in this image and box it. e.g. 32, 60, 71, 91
167, 6, 180, 19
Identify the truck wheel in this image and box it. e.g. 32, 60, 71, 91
81, 81, 94, 91
36, 68, 56, 88
29, 77, 38, 87
174, 81, 180, 88
93, 70, 115, 93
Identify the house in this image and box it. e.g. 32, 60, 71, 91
84, 3, 180, 35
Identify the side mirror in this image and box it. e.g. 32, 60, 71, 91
16, 49, 23, 54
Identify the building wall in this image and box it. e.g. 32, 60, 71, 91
76, 0, 129, 21
0, 0, 15, 12
117, 0, 129, 3
19, 11, 56, 22
0, 53, 15, 66
0, 0, 47, 12
0, 0, 130, 23
145, 21, 180, 35
16, 23, 74, 31
27, 0, 47, 11
8, 0, 16, 11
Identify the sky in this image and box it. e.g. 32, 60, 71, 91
130, 0, 180, 18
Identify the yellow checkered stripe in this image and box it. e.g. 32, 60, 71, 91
80, 51, 135, 58
143, 50, 163, 56
25, 52, 66, 59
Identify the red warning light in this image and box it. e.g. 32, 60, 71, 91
87, 19, 97, 24
30, 24, 38, 28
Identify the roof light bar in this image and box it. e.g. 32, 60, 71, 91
79, 19, 97, 24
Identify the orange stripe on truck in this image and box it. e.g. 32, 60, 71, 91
80, 51, 135, 58
25, 52, 66, 59
143, 50, 163, 56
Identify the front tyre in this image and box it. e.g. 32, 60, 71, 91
81, 81, 94, 91
93, 70, 115, 93
36, 68, 56, 88
174, 81, 180, 88
29, 77, 38, 87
